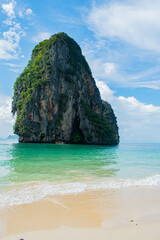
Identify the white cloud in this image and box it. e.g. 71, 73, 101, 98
32, 32, 51, 43
2, 0, 16, 19
1, 62, 22, 72
0, 1, 28, 60
3, 22, 24, 43
0, 39, 16, 60
82, 38, 107, 57
3, 19, 13, 25
87, 58, 118, 80
2, 62, 22, 67
81, 38, 118, 80
95, 79, 114, 103
18, 11, 23, 18
87, 0, 160, 52
104, 63, 116, 76
83, 2, 160, 142
25, 8, 33, 15
18, 7, 34, 18
0, 95, 14, 138
81, 38, 160, 90
0, 22, 25, 60
96, 80, 160, 143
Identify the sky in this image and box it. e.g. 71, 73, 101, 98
0, 0, 160, 142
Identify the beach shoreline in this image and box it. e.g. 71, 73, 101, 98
1, 187, 160, 240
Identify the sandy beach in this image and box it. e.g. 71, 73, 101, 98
2, 224, 160, 240
1, 187, 160, 240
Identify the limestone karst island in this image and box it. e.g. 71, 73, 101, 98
12, 32, 119, 145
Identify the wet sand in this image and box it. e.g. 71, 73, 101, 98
1, 187, 160, 240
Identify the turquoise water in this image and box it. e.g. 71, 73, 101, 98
0, 141, 160, 206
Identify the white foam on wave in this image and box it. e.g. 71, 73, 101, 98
0, 166, 11, 178
0, 174, 160, 207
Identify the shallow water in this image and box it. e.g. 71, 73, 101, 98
0, 142, 160, 206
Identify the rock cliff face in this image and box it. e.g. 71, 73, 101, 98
12, 33, 119, 145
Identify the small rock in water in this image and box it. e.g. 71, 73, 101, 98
130, 219, 134, 222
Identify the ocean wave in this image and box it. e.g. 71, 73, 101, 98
0, 175, 160, 207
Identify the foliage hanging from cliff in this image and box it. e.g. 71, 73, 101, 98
81, 100, 116, 144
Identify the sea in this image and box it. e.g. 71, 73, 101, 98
0, 141, 160, 207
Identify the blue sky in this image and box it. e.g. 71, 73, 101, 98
0, 0, 160, 142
